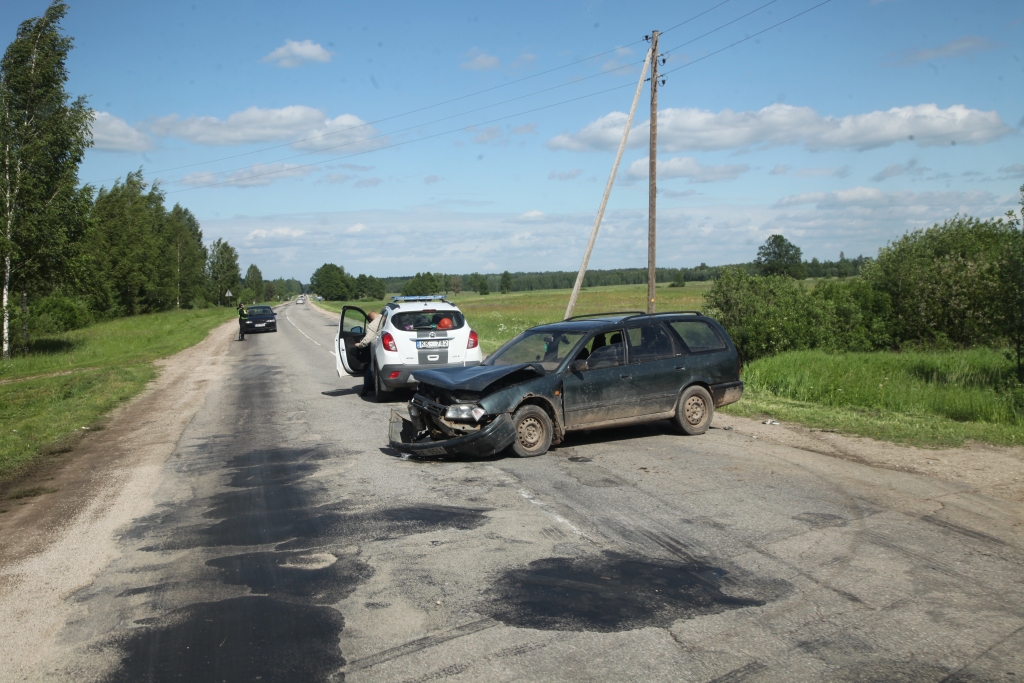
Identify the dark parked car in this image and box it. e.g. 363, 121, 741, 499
243, 305, 277, 333
389, 311, 743, 458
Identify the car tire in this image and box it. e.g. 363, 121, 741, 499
373, 362, 392, 403
508, 405, 553, 457
672, 385, 714, 435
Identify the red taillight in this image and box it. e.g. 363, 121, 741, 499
467, 330, 479, 350
389, 371, 401, 379
381, 332, 397, 352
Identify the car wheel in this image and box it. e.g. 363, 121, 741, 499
373, 362, 392, 403
509, 405, 552, 457
672, 385, 714, 435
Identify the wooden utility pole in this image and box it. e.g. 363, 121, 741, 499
647, 30, 659, 315
564, 45, 653, 320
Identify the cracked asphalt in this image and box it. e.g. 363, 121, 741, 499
3, 300, 1024, 682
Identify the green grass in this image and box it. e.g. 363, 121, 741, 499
0, 308, 233, 481
317, 282, 712, 354
723, 348, 1024, 447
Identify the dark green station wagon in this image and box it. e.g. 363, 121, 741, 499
389, 311, 743, 458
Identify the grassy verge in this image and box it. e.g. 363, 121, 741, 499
0, 308, 233, 481
723, 348, 1024, 447
316, 282, 712, 354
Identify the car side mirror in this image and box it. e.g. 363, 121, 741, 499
572, 359, 588, 373
351, 326, 363, 334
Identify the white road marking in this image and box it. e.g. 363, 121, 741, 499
516, 487, 592, 540
285, 310, 322, 346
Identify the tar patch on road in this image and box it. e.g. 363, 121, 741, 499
207, 550, 372, 603
105, 596, 345, 683
482, 551, 789, 632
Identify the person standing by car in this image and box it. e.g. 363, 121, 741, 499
356, 311, 382, 396
237, 303, 248, 341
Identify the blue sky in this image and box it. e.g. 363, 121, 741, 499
3, 0, 1022, 280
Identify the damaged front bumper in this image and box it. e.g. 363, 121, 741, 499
389, 410, 516, 457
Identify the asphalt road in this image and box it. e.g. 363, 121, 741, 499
10, 301, 1024, 682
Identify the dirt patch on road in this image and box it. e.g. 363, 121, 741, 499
713, 413, 1024, 504
0, 320, 236, 680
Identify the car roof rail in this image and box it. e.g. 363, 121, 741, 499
564, 310, 644, 321
654, 310, 703, 316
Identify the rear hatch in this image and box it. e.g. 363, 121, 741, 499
391, 309, 467, 365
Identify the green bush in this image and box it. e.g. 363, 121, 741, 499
29, 295, 92, 334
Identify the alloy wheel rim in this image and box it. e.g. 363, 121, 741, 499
685, 396, 706, 425
517, 416, 544, 449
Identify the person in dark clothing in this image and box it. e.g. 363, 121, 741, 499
237, 303, 247, 341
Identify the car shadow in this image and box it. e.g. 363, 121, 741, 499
553, 420, 679, 449
379, 446, 511, 463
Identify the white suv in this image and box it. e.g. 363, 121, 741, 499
335, 296, 483, 400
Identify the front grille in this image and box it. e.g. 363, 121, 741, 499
411, 394, 446, 417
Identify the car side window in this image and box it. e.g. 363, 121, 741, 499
626, 324, 678, 363
342, 308, 367, 334
670, 320, 726, 353
575, 330, 625, 370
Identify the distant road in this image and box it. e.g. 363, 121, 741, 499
2, 300, 1023, 682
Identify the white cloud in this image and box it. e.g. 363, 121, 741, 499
512, 53, 537, 68
548, 103, 1013, 153
261, 39, 332, 68
354, 178, 382, 188
888, 35, 999, 66
90, 112, 151, 152
471, 126, 502, 144
627, 156, 749, 183
180, 162, 317, 188
999, 164, 1024, 178
424, 175, 441, 184
247, 227, 306, 239
871, 159, 930, 182
511, 123, 537, 135
460, 49, 499, 71
773, 186, 996, 211
769, 164, 790, 176
346, 223, 368, 233
519, 210, 545, 219
149, 106, 384, 152
548, 169, 583, 181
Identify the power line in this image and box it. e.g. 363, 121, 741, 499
86, 0, 737, 185
661, 0, 834, 77
660, 0, 781, 58
168, 0, 836, 194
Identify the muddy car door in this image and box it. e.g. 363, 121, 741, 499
561, 331, 637, 428
625, 322, 686, 416
336, 306, 369, 376
667, 319, 730, 385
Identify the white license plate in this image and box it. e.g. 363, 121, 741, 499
416, 340, 449, 349
255, 323, 266, 327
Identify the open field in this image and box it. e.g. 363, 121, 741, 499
725, 348, 1024, 447
0, 308, 233, 482
317, 281, 712, 354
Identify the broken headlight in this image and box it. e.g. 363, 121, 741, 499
445, 404, 486, 423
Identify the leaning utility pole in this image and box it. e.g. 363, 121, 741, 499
564, 44, 653, 320
647, 30, 659, 315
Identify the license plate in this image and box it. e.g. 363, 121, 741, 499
416, 340, 449, 349
255, 323, 265, 327
419, 446, 447, 456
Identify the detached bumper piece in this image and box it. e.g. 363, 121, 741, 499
389, 410, 516, 457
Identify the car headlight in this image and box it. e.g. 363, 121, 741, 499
445, 404, 486, 422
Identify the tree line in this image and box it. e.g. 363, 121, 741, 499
704, 200, 1024, 379
0, 4, 296, 358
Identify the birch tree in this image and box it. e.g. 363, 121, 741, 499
0, 1, 91, 358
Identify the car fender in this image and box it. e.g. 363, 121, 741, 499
477, 375, 565, 444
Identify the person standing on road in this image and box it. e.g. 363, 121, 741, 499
237, 303, 248, 341
356, 311, 382, 396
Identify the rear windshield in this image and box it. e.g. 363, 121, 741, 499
391, 310, 465, 331
247, 306, 273, 315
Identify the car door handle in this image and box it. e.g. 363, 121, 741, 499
620, 374, 632, 380
675, 366, 687, 370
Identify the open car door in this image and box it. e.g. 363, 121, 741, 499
336, 306, 369, 376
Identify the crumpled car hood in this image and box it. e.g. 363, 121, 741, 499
412, 363, 545, 393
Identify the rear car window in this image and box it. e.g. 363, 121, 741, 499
392, 311, 465, 331
626, 324, 678, 363
670, 320, 726, 352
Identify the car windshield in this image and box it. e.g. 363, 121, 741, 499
391, 310, 465, 331
486, 329, 587, 371
247, 306, 273, 315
